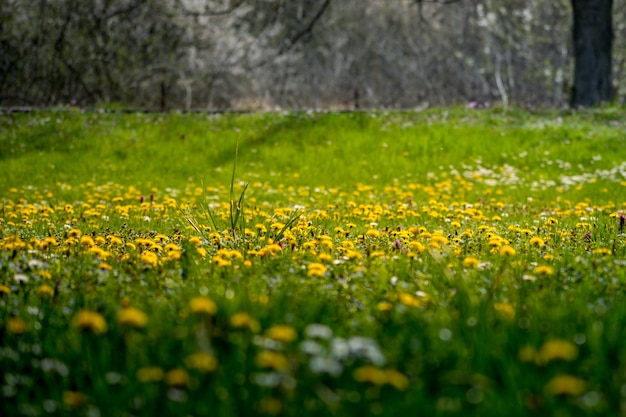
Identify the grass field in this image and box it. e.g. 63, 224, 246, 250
2, 107, 626, 416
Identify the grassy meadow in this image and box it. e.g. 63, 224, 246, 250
1, 107, 626, 416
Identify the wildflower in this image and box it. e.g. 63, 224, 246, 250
117, 307, 148, 329
462, 256, 480, 268
7, 317, 27, 334
518, 346, 537, 363
63, 391, 86, 408
494, 302, 515, 320
266, 325, 297, 343
307, 262, 327, 277
79, 235, 95, 247
0, 284, 10, 295
592, 247, 612, 256
255, 350, 290, 371
377, 301, 393, 312
430, 235, 449, 245
408, 241, 425, 253
259, 398, 282, 415
67, 229, 82, 238
72, 310, 107, 334
165, 368, 190, 387
318, 253, 333, 262
534, 265, 554, 276
140, 251, 159, 267
230, 312, 261, 332
98, 262, 113, 271
385, 368, 410, 390
537, 339, 578, 363
189, 296, 218, 316
37, 284, 55, 297
185, 352, 218, 373
499, 245, 516, 256
546, 374, 586, 396
137, 367, 164, 383
529, 236, 545, 247
345, 249, 363, 260
353, 366, 387, 385
188, 236, 202, 246
398, 292, 421, 308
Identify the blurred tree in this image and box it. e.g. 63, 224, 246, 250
571, 0, 614, 107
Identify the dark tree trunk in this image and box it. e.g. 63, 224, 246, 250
570, 0, 614, 107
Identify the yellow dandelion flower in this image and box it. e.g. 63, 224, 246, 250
67, 229, 82, 238
537, 339, 578, 363
265, 325, 297, 343
136, 367, 164, 383
307, 262, 327, 277
398, 292, 421, 308
366, 229, 381, 238
546, 374, 586, 396
385, 369, 410, 390
0, 284, 11, 295
377, 301, 393, 312
38, 270, 52, 280
494, 302, 515, 320
345, 249, 363, 260
534, 265, 554, 276
37, 284, 54, 297
518, 346, 537, 363
354, 366, 387, 385
185, 352, 218, 373
230, 312, 261, 332
259, 397, 282, 415
188, 236, 202, 246
408, 241, 426, 253
79, 235, 95, 247
529, 236, 545, 247
430, 235, 449, 245
7, 317, 27, 334
317, 253, 333, 263
117, 307, 148, 329
189, 296, 218, 316
98, 263, 112, 271
543, 254, 555, 261
255, 350, 290, 371
63, 391, 86, 408
462, 256, 480, 268
165, 368, 190, 387
72, 310, 107, 334
140, 251, 158, 267
499, 245, 516, 256
592, 247, 612, 256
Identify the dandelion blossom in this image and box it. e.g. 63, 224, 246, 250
462, 256, 480, 268
189, 296, 218, 316
265, 325, 297, 343
72, 310, 107, 334
546, 374, 586, 396
137, 367, 164, 383
185, 352, 218, 373
499, 245, 516, 256
534, 265, 554, 276
117, 307, 148, 329
307, 263, 327, 277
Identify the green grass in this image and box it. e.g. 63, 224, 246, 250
1, 107, 626, 416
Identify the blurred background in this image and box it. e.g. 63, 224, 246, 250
1, 0, 624, 110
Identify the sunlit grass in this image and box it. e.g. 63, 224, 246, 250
1, 107, 626, 416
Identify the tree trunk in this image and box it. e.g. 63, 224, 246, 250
570, 0, 614, 107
